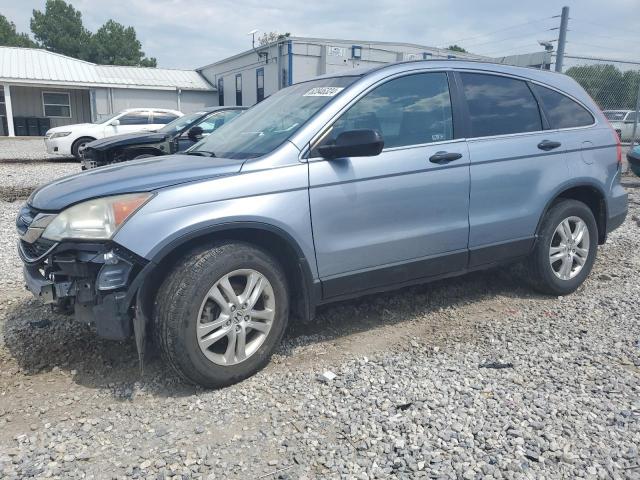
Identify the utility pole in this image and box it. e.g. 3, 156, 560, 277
555, 6, 569, 73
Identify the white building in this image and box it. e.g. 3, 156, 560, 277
0, 47, 216, 136
197, 36, 490, 107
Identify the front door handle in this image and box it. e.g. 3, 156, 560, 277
538, 140, 562, 151
429, 151, 463, 164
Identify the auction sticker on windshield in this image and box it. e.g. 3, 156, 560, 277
303, 87, 345, 97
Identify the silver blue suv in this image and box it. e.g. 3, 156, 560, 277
17, 61, 628, 387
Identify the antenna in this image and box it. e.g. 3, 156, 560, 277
247, 29, 258, 49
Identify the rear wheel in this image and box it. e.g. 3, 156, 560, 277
71, 137, 95, 159
154, 242, 289, 388
527, 199, 598, 295
630, 163, 640, 177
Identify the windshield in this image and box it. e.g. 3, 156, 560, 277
158, 111, 207, 134
189, 76, 358, 159
94, 112, 121, 124
603, 111, 627, 121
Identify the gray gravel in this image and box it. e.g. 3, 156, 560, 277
0, 138, 74, 161
0, 160, 639, 479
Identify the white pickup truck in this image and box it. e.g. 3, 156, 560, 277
44, 108, 182, 158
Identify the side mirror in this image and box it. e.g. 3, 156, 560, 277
188, 126, 204, 141
109, 119, 120, 126
318, 129, 384, 160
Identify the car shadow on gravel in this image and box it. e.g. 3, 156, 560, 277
2, 263, 546, 398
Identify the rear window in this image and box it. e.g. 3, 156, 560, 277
460, 73, 542, 138
532, 84, 594, 129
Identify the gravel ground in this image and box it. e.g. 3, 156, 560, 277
0, 138, 75, 161
0, 160, 639, 479
0, 138, 79, 200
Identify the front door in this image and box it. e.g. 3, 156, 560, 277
308, 72, 470, 298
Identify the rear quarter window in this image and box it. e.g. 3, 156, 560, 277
531, 84, 594, 129
460, 73, 542, 138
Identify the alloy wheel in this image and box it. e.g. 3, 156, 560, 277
196, 269, 275, 365
549, 216, 590, 281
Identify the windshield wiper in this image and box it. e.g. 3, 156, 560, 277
186, 150, 216, 157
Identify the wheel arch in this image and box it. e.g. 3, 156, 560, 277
536, 182, 608, 244
71, 136, 97, 156
137, 222, 319, 325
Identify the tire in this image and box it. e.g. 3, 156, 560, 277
630, 163, 640, 177
71, 137, 95, 159
154, 242, 289, 388
527, 199, 598, 296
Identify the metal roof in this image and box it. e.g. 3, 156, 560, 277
0, 47, 214, 91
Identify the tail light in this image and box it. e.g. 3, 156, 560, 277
603, 114, 623, 167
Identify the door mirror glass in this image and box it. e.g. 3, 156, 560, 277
318, 129, 384, 159
109, 119, 120, 126
188, 126, 204, 141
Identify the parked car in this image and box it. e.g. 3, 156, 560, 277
627, 145, 640, 176
603, 110, 638, 142
17, 61, 628, 388
80, 107, 246, 169
44, 108, 183, 159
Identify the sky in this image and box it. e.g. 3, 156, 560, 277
1, 0, 638, 70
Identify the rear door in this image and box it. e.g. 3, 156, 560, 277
308, 71, 470, 298
458, 71, 570, 267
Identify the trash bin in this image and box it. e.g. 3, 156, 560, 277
13, 117, 27, 136
27, 117, 39, 136
37, 117, 51, 136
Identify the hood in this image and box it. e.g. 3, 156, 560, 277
29, 154, 244, 211
85, 132, 169, 150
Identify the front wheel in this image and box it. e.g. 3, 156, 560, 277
154, 242, 289, 388
527, 199, 598, 295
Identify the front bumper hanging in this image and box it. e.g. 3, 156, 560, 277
20, 239, 147, 340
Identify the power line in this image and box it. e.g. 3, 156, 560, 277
570, 18, 640, 38
463, 28, 555, 49
442, 16, 554, 46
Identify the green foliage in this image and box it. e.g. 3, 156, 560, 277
447, 44, 467, 53
566, 64, 640, 110
26, 0, 156, 67
30, 0, 91, 59
0, 14, 37, 47
89, 20, 156, 67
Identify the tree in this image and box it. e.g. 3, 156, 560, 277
447, 44, 467, 53
257, 32, 291, 47
566, 64, 640, 110
30, 0, 91, 59
89, 20, 156, 67
0, 14, 37, 48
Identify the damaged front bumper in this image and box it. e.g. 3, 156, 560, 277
19, 238, 148, 340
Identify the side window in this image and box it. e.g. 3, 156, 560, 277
531, 84, 594, 129
196, 110, 242, 135
218, 78, 224, 106
119, 112, 150, 125
315, 72, 453, 153
626, 112, 636, 123
153, 112, 179, 124
460, 73, 542, 137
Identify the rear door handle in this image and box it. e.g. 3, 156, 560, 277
537, 140, 562, 151
429, 151, 463, 164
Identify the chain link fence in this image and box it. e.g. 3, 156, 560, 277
558, 55, 640, 146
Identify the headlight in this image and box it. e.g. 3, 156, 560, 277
42, 193, 153, 241
49, 131, 72, 138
